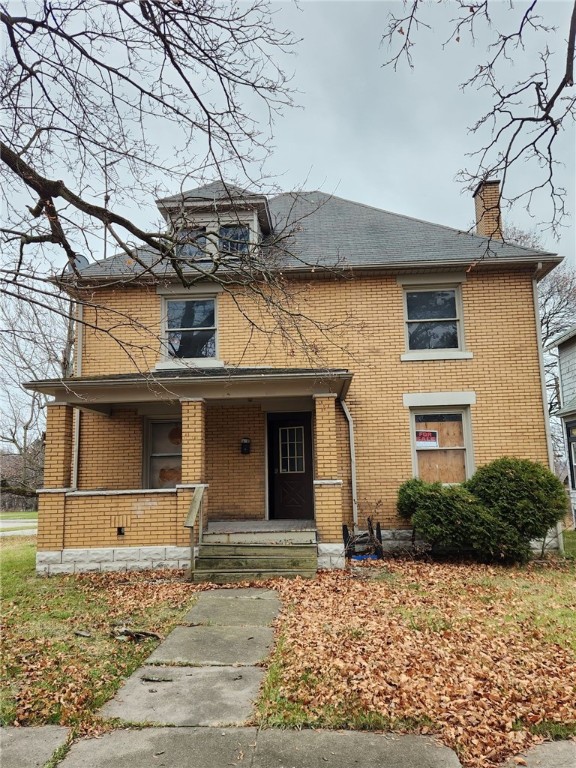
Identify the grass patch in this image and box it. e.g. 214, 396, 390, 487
1, 526, 37, 533
527, 720, 576, 740
0, 537, 201, 732
0, 511, 38, 521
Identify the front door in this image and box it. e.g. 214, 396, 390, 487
268, 413, 314, 520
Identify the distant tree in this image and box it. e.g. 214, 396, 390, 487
0, 295, 72, 502
383, 1, 576, 237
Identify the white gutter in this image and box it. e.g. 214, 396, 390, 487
340, 400, 359, 532
533, 263, 564, 553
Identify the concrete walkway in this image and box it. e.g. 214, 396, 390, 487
0, 518, 37, 537
2, 587, 574, 767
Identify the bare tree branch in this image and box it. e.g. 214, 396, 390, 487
382, 1, 576, 236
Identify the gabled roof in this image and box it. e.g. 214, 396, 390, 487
74, 187, 561, 281
157, 181, 252, 205
156, 180, 272, 235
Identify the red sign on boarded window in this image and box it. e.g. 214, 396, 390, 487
415, 430, 439, 449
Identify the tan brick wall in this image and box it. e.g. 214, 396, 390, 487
313, 395, 339, 479
71, 267, 549, 538
78, 409, 143, 490
61, 492, 180, 548
181, 400, 206, 483
205, 404, 266, 519
80, 285, 160, 376
43, 405, 73, 488
37, 493, 66, 550
314, 484, 343, 542
313, 394, 344, 538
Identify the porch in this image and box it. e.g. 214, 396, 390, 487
31, 367, 353, 577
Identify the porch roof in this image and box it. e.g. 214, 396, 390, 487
24, 366, 353, 412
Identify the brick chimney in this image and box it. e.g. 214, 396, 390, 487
473, 179, 502, 240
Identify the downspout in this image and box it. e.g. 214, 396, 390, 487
533, 263, 564, 553
340, 400, 359, 532
71, 303, 83, 490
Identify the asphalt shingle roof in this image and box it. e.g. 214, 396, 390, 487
76, 187, 558, 280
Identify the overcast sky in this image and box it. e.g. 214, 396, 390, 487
255, 1, 575, 264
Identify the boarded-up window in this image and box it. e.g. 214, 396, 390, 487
149, 421, 182, 489
414, 412, 467, 483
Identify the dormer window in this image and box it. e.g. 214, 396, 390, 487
219, 225, 250, 255
175, 227, 207, 259
166, 298, 216, 358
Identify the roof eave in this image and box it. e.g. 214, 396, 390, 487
24, 369, 354, 409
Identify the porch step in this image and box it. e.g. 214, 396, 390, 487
192, 543, 317, 584
202, 520, 317, 546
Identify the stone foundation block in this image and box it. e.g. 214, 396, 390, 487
62, 548, 114, 563
141, 547, 167, 560
36, 551, 63, 565
48, 564, 75, 575
100, 562, 129, 572
164, 546, 190, 561
114, 548, 141, 562
75, 562, 101, 573
318, 543, 346, 570
152, 560, 182, 569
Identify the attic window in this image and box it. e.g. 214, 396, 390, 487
176, 227, 206, 259
219, 225, 249, 255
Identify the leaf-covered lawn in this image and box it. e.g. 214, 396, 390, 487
0, 538, 204, 733
258, 561, 576, 768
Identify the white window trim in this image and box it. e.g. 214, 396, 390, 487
403, 391, 476, 407
398, 277, 472, 361
157, 294, 222, 367
407, 404, 475, 482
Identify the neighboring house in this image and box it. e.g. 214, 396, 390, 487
551, 325, 576, 528
27, 180, 562, 578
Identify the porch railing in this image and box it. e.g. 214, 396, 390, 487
183, 484, 206, 574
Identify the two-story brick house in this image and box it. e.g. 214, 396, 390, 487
27, 180, 562, 578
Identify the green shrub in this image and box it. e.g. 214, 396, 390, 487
395, 462, 555, 563
465, 457, 568, 540
409, 483, 530, 562
396, 477, 431, 521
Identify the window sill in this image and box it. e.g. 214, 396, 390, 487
401, 350, 473, 362
155, 358, 224, 370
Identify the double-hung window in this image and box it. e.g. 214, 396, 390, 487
219, 225, 250, 255
398, 276, 472, 361
166, 298, 216, 359
406, 288, 460, 350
